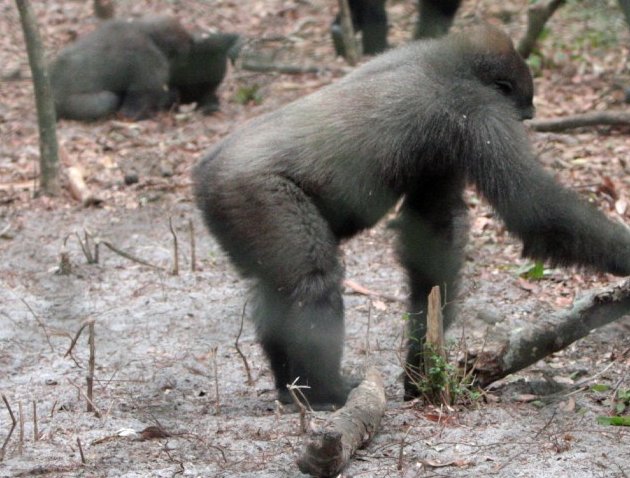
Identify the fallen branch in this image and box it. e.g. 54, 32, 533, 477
470, 280, 630, 387
296, 367, 386, 477
528, 111, 630, 132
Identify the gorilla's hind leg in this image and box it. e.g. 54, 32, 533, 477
209, 176, 352, 409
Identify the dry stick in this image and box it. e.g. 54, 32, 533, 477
1, 394, 17, 461
32, 401, 38, 442
67, 379, 102, 418
296, 367, 386, 478
471, 280, 630, 387
528, 111, 630, 133
65, 319, 94, 358
168, 217, 179, 276
210, 346, 221, 415
343, 279, 406, 303
21, 299, 54, 353
75, 231, 95, 264
18, 402, 23, 456
99, 240, 164, 271
87, 320, 96, 414
189, 219, 196, 272
76, 437, 86, 464
235, 301, 254, 385
287, 381, 310, 434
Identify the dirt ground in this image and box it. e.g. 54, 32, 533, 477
1, 1, 629, 477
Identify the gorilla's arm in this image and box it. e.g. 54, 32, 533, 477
464, 113, 630, 276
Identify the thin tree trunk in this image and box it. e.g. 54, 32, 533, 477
15, 0, 60, 196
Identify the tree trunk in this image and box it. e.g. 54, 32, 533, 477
15, 0, 60, 196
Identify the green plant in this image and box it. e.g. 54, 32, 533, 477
234, 84, 263, 105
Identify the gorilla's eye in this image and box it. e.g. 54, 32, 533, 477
495, 80, 514, 95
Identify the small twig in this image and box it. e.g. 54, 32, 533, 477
343, 279, 406, 303
32, 401, 38, 442
87, 320, 96, 414
21, 299, 54, 353
18, 402, 24, 456
75, 231, 96, 264
365, 299, 372, 362
1, 394, 17, 461
287, 379, 311, 434
210, 346, 220, 415
397, 425, 412, 471
76, 437, 86, 464
189, 219, 196, 272
65, 319, 93, 358
67, 379, 102, 418
161, 443, 184, 476
234, 301, 254, 385
168, 217, 179, 276
99, 240, 164, 271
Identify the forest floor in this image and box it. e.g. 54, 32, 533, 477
1, 0, 629, 477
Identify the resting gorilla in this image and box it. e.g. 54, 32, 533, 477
50, 16, 192, 121
194, 25, 630, 409
169, 33, 241, 115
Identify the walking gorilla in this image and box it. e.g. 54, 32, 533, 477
50, 15, 192, 121
194, 25, 630, 409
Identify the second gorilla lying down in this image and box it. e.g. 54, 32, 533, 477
50, 16, 239, 121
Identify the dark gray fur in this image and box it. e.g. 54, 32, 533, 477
194, 25, 630, 408
50, 16, 192, 121
169, 33, 241, 115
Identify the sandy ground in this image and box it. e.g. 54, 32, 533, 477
1, 0, 629, 476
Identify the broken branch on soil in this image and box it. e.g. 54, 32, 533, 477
1, 394, 17, 461
296, 367, 386, 477
469, 280, 630, 387
528, 111, 630, 132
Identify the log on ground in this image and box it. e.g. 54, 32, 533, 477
296, 367, 386, 477
471, 280, 630, 387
